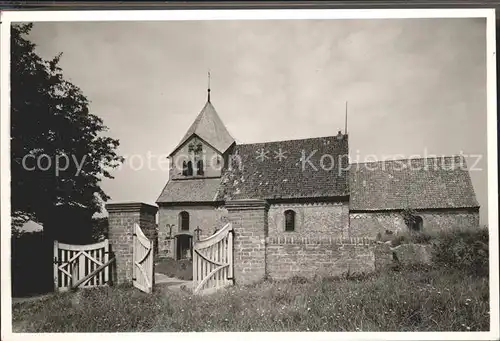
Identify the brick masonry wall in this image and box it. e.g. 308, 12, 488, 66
417, 210, 480, 233
268, 202, 349, 239
157, 205, 228, 258
227, 200, 268, 285
349, 209, 480, 238
107, 211, 138, 285
106, 203, 158, 285
266, 237, 375, 280
349, 212, 406, 238
139, 212, 158, 256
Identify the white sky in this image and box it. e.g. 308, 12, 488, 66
27, 18, 488, 224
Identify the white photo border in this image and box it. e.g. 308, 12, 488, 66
0, 7, 498, 341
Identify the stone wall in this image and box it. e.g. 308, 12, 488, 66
106, 202, 158, 285
391, 244, 433, 266
157, 204, 228, 258
268, 202, 349, 239
349, 208, 480, 238
416, 210, 480, 233
208, 199, 376, 285
226, 199, 269, 285
349, 212, 406, 238
266, 237, 375, 280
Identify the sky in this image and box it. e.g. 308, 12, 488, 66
26, 18, 489, 224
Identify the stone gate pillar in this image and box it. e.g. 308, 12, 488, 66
226, 199, 269, 285
105, 202, 158, 285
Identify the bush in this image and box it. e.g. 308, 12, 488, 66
432, 227, 488, 277
410, 232, 433, 244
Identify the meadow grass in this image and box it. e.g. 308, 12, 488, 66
12, 266, 489, 332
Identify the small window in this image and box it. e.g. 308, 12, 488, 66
197, 160, 204, 176
179, 211, 190, 231
284, 210, 296, 232
409, 216, 423, 231
182, 161, 188, 176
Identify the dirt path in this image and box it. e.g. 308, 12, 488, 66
155, 273, 192, 292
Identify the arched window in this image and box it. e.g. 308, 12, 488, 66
197, 160, 204, 176
179, 211, 190, 231
186, 161, 193, 176
284, 210, 296, 232
182, 161, 188, 176
410, 216, 423, 231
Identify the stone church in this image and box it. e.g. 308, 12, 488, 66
156, 90, 480, 261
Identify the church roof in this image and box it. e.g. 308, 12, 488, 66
157, 178, 222, 203
170, 101, 235, 156
349, 156, 480, 211
216, 134, 349, 201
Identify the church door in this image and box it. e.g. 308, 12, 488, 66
176, 235, 193, 260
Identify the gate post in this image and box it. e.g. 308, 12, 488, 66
105, 202, 158, 285
226, 199, 269, 285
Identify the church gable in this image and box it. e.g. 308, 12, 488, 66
158, 93, 235, 204
169, 135, 224, 180
170, 101, 235, 157
157, 135, 225, 204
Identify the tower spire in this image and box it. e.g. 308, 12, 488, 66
207, 70, 211, 102
345, 101, 348, 135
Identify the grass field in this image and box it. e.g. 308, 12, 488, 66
12, 265, 489, 332
11, 227, 489, 332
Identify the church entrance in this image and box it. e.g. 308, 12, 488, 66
175, 234, 193, 260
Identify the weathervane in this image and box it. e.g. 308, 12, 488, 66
207, 70, 211, 102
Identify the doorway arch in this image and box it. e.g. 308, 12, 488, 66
174, 234, 193, 260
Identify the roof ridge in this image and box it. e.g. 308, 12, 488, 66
240, 134, 348, 146
350, 154, 465, 166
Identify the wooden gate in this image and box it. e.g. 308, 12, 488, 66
193, 222, 233, 295
133, 223, 154, 293
54, 239, 113, 292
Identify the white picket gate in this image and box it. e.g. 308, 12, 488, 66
133, 223, 154, 293
53, 239, 113, 292
192, 222, 234, 295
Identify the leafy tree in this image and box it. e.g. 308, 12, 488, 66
11, 23, 123, 243
91, 217, 109, 242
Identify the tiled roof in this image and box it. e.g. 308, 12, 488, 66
156, 178, 222, 203
349, 156, 479, 210
170, 101, 235, 155
216, 134, 349, 201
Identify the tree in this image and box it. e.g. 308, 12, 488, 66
11, 23, 123, 243
91, 217, 109, 242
